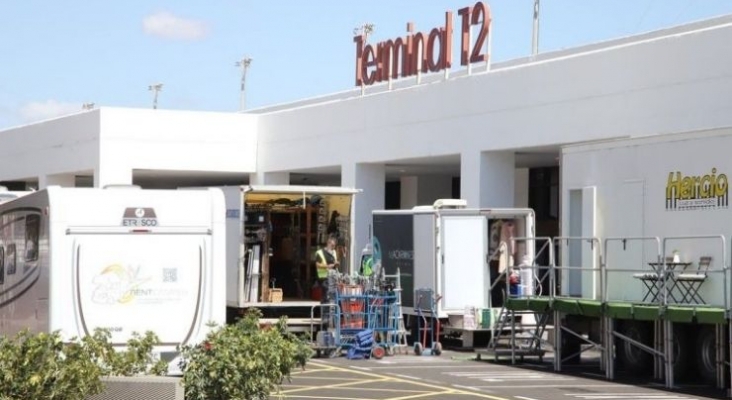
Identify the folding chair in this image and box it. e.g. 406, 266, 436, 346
633, 257, 671, 302
675, 256, 711, 304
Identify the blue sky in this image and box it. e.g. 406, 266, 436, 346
1, 0, 731, 129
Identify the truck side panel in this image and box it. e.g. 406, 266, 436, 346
562, 132, 732, 305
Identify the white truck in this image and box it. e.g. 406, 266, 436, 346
561, 128, 732, 384
0, 186, 226, 373
371, 200, 538, 348
215, 185, 358, 327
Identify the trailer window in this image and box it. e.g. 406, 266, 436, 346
6, 244, 16, 275
25, 214, 39, 262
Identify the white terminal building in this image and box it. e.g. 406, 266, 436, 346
3, 15, 732, 263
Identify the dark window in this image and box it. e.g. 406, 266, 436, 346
25, 214, 40, 262
6, 244, 15, 275
0, 246, 4, 284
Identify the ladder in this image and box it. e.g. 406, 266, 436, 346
384, 269, 409, 354
485, 303, 550, 363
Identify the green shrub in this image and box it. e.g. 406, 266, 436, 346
0, 328, 167, 400
179, 309, 313, 400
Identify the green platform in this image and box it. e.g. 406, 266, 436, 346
503, 296, 727, 324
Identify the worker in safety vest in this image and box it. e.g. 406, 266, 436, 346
315, 236, 339, 303
361, 255, 373, 277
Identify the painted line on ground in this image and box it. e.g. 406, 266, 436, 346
515, 396, 542, 400
309, 360, 511, 400
384, 391, 455, 400
280, 377, 390, 394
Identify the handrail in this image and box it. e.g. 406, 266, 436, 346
602, 237, 662, 303
662, 235, 727, 309
553, 237, 603, 301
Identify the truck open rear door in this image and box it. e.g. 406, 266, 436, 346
439, 214, 489, 314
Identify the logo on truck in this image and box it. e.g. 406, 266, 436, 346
121, 207, 158, 227
665, 168, 729, 211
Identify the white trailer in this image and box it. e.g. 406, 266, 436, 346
372, 200, 538, 347
215, 185, 358, 326
0, 186, 226, 374
560, 128, 732, 384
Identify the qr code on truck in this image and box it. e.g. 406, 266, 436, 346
163, 268, 178, 283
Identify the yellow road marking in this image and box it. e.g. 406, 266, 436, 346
272, 396, 378, 400
280, 377, 390, 394
384, 390, 455, 400
287, 376, 365, 381
309, 361, 510, 400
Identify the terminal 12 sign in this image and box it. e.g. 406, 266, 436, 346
354, 1, 490, 87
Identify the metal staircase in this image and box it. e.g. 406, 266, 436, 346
484, 303, 551, 363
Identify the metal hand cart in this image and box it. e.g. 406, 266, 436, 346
309, 303, 340, 358
414, 288, 442, 356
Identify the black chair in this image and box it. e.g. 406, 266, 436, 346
675, 256, 711, 304
633, 257, 672, 302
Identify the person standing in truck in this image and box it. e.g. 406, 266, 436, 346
315, 236, 339, 302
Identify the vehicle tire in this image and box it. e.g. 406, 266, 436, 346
671, 325, 689, 380
618, 321, 652, 375
433, 342, 443, 356
695, 326, 717, 385
414, 342, 423, 356
561, 330, 582, 365
373, 346, 386, 360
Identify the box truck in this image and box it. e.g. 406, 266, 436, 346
560, 128, 732, 384
215, 185, 358, 326
0, 186, 226, 374
372, 200, 538, 347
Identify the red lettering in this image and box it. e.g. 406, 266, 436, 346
443, 11, 453, 70
362, 44, 377, 85
354, 35, 365, 86
413, 32, 427, 73
471, 2, 490, 63
458, 6, 472, 66
353, 4, 488, 87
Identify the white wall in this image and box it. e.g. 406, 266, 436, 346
255, 18, 732, 173
0, 111, 100, 182
97, 108, 257, 187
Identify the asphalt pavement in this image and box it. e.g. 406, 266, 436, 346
271, 350, 727, 400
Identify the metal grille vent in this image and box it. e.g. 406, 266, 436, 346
87, 376, 184, 400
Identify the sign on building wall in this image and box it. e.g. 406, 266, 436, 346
665, 168, 729, 211
354, 1, 491, 87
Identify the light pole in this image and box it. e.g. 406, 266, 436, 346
532, 0, 540, 56
236, 57, 252, 111
148, 83, 163, 109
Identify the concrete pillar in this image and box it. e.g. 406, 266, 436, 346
514, 168, 530, 208
460, 150, 515, 208
400, 176, 418, 209
249, 171, 290, 185
39, 173, 76, 189
341, 162, 385, 274
94, 167, 132, 188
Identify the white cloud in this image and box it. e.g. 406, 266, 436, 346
18, 100, 80, 123
143, 11, 208, 41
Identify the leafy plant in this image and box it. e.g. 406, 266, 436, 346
179, 308, 313, 400
0, 328, 167, 400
